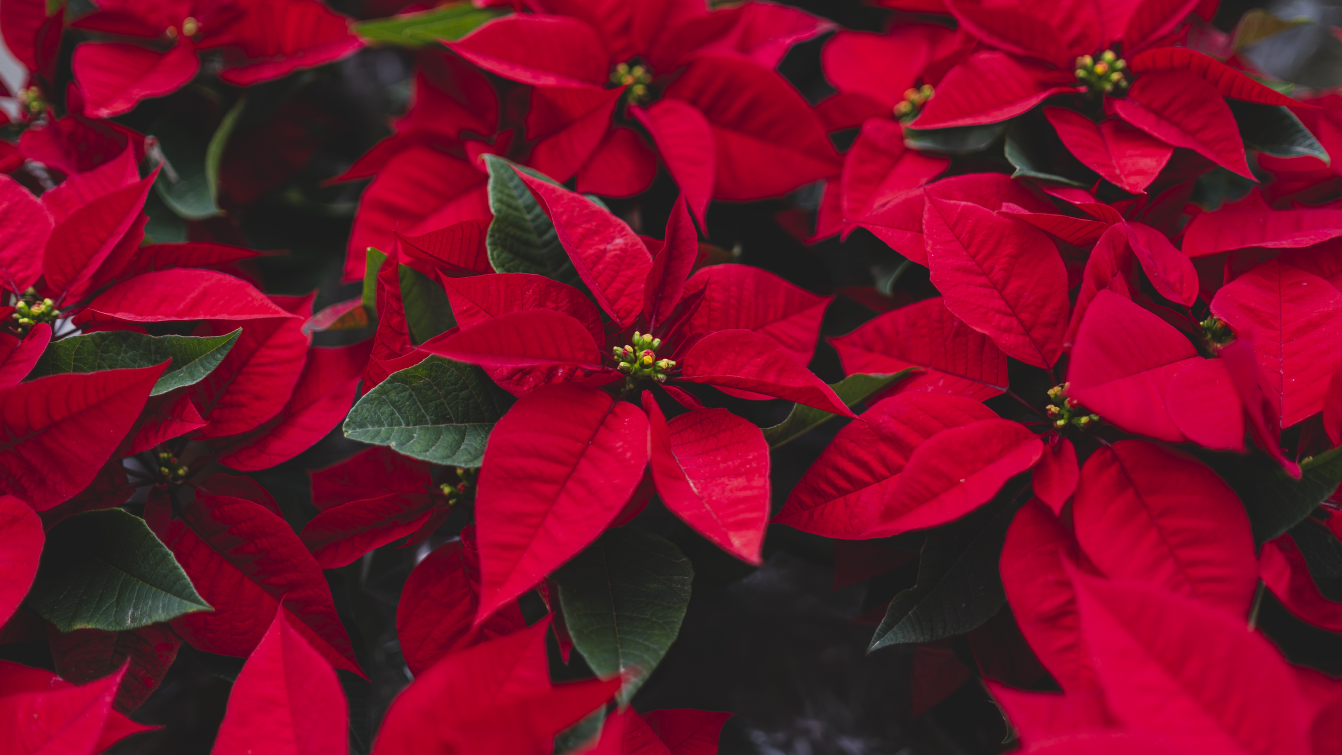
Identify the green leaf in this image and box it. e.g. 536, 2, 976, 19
1233, 9, 1313, 52
1288, 519, 1342, 602
205, 96, 246, 203
1229, 101, 1330, 163
399, 264, 456, 344
483, 155, 583, 286
868, 494, 1020, 651
27, 509, 210, 632
343, 356, 515, 467
29, 329, 240, 396
904, 122, 1008, 154
1004, 116, 1097, 188
555, 526, 694, 703
762, 371, 914, 449
150, 104, 243, 221
356, 2, 503, 47
1204, 446, 1342, 545
363, 247, 388, 314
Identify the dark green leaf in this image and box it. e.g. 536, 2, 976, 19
399, 264, 455, 344
29, 329, 240, 396
904, 122, 1008, 154
151, 103, 244, 221
483, 155, 583, 286
1004, 115, 1097, 188
356, 2, 503, 46
363, 247, 387, 314
1229, 101, 1330, 163
28, 509, 210, 632
342, 356, 515, 467
1288, 519, 1342, 602
868, 494, 1021, 651
555, 526, 694, 703
1205, 446, 1342, 544
205, 96, 245, 202
762, 371, 914, 449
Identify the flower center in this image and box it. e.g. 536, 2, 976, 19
156, 452, 190, 486
894, 84, 933, 121
166, 17, 200, 40
1200, 315, 1234, 352
1046, 383, 1099, 430
1075, 50, 1128, 94
439, 467, 478, 506
17, 86, 44, 117
9, 289, 60, 336
614, 331, 676, 386
609, 61, 654, 105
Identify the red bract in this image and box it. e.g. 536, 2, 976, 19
0, 495, 43, 626
0, 661, 152, 755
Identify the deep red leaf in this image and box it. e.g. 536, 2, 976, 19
1184, 203, 1342, 257
912, 51, 1079, 129
189, 306, 311, 440
1261, 533, 1342, 633
679, 329, 854, 416
419, 309, 604, 370
448, 15, 608, 88
593, 707, 673, 755
78, 269, 299, 324
1129, 48, 1302, 107
40, 146, 140, 225
0, 323, 51, 388
0, 661, 147, 755
398, 219, 494, 278
439, 272, 606, 346
300, 493, 439, 569
1031, 437, 1078, 515
216, 0, 363, 86
839, 119, 948, 229
0, 496, 42, 627
309, 447, 434, 512
43, 170, 155, 304
72, 41, 199, 118
1064, 224, 1133, 349
643, 196, 699, 330
1164, 357, 1246, 453
1125, 221, 1199, 307
1123, 0, 1202, 50
0, 175, 53, 293
1044, 108, 1172, 194
642, 709, 732, 755
942, 0, 1078, 64
1113, 70, 1252, 179
528, 87, 625, 188
198, 475, 282, 519
47, 624, 178, 714
1326, 359, 1342, 447
632, 102, 715, 227
681, 264, 830, 367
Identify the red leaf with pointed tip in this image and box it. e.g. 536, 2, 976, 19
1044, 109, 1172, 194
0, 323, 50, 387
865, 418, 1042, 538
1261, 534, 1342, 633
40, 147, 140, 224
1065, 224, 1133, 349
1068, 290, 1195, 442
300, 493, 438, 569
1165, 357, 1246, 452
397, 535, 526, 676
987, 684, 1115, 747
1124, 0, 1202, 50
679, 329, 854, 416
1124, 221, 1198, 306
398, 219, 493, 278
43, 170, 155, 304
198, 475, 282, 519
840, 119, 948, 227
912, 51, 1079, 129
79, 269, 298, 324
775, 393, 996, 538
47, 624, 179, 714
122, 394, 207, 456
681, 265, 831, 367
448, 15, 608, 88
643, 709, 733, 755
643, 393, 769, 564
517, 171, 652, 327
151, 493, 364, 677
830, 297, 1010, 402
211, 610, 347, 755
215, 0, 363, 86
1031, 438, 1078, 515
632, 101, 715, 227
1184, 204, 1342, 257
420, 309, 604, 370
528, 87, 625, 186
1113, 70, 1252, 179
1129, 48, 1302, 107
923, 195, 1069, 369
0, 496, 42, 627
942, 0, 1078, 64
439, 272, 605, 346
1071, 571, 1312, 755
998, 206, 1112, 246
1211, 260, 1342, 427
0, 365, 164, 510
117, 242, 265, 281
474, 384, 649, 622
73, 41, 200, 119
1073, 441, 1258, 614
309, 447, 434, 512
0, 661, 145, 755
189, 310, 311, 440
593, 707, 672, 755
1219, 339, 1300, 476
0, 175, 53, 293
644, 196, 699, 330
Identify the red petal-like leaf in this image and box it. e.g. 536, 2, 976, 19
310, 447, 434, 511
39, 146, 139, 225
1123, 0, 1202, 50
1043, 109, 1173, 194
632, 102, 715, 227
942, 0, 1078, 65
398, 219, 493, 278
121, 394, 207, 456
840, 119, 948, 226
1031, 437, 1078, 515
1261, 533, 1342, 633
643, 196, 699, 330
439, 272, 605, 346
1129, 48, 1302, 107
1125, 221, 1198, 307
448, 15, 608, 88
1113, 70, 1252, 179
190, 310, 311, 440
0, 496, 42, 627
420, 309, 604, 370
1184, 202, 1342, 257
912, 52, 1079, 129
987, 685, 1116, 748
642, 709, 734, 755
79, 269, 298, 324
300, 493, 438, 569
0, 661, 144, 755
682, 264, 831, 366
215, 0, 363, 86
47, 624, 178, 714
73, 41, 200, 119
43, 170, 155, 304
0, 175, 52, 293
679, 329, 854, 416
0, 324, 51, 388
593, 707, 672, 755
1064, 224, 1133, 349
1165, 357, 1246, 453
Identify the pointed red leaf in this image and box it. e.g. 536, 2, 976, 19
1031, 437, 1078, 515
0, 175, 52, 293
398, 219, 493, 278
309, 447, 434, 511
912, 52, 1079, 129
1261, 533, 1342, 633
682, 264, 830, 367
40, 147, 140, 224
1123, 0, 1202, 50
923, 195, 1069, 369
643, 196, 699, 330
0, 365, 164, 510
0, 495, 43, 627
643, 393, 769, 564
775, 393, 996, 537
632, 102, 715, 227
419, 309, 604, 370
642, 709, 734, 755
1184, 203, 1342, 257
43, 169, 155, 304
840, 119, 948, 226
0, 661, 144, 755
593, 707, 672, 755
300, 493, 439, 569
1165, 357, 1246, 453
528, 87, 625, 186
122, 394, 207, 456
189, 310, 311, 440
215, 0, 363, 86
0, 323, 51, 388
448, 15, 608, 88
78, 269, 299, 324
679, 329, 854, 417
1044, 109, 1172, 194
439, 272, 606, 346
151, 493, 364, 677
211, 610, 347, 755
474, 384, 649, 622
1113, 70, 1252, 179
1064, 224, 1133, 349
73, 41, 200, 119
47, 624, 179, 714
942, 0, 1078, 64
1125, 221, 1198, 307
117, 242, 265, 281
1129, 48, 1302, 107
988, 684, 1116, 747
1220, 339, 1299, 475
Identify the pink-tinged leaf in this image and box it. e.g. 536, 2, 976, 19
643, 393, 770, 564
679, 329, 855, 417
47, 624, 179, 714
1261, 534, 1342, 633
310, 447, 434, 511
78, 268, 299, 324
840, 119, 949, 226
987, 684, 1117, 748
211, 610, 347, 755
0, 365, 164, 510
831, 297, 1010, 402
681, 264, 831, 366
448, 15, 608, 88
419, 309, 604, 370
1044, 108, 1173, 193
398, 219, 493, 278
775, 393, 996, 538
474, 384, 650, 622
190, 310, 311, 440
1219, 339, 1300, 476
216, 341, 373, 471
41, 167, 154, 300
0, 496, 42, 627
643, 196, 699, 330
1211, 260, 1342, 427
1129, 48, 1302, 107
517, 171, 652, 327
1064, 224, 1133, 349
642, 709, 734, 755
923, 195, 1070, 369
0, 323, 50, 387
1068, 290, 1195, 442
1032, 437, 1078, 515
216, 0, 363, 86
1325, 359, 1342, 446
1123, 0, 1202, 50
1071, 571, 1312, 755
1113, 70, 1253, 179
1165, 357, 1246, 452
397, 533, 526, 676
865, 418, 1043, 537
151, 493, 364, 677
372, 619, 620, 755
1000, 500, 1096, 693
1125, 221, 1198, 306
632, 101, 715, 227
1183, 203, 1342, 257
0, 175, 53, 293
1073, 441, 1258, 614
73, 41, 199, 118
912, 52, 1079, 129
300, 493, 438, 569
0, 662, 146, 755
439, 272, 605, 346
0, 0, 47, 72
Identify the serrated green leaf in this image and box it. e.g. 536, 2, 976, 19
357, 2, 503, 47
343, 355, 514, 467
1229, 101, 1330, 163
763, 370, 914, 449
904, 122, 1007, 154
399, 264, 455, 344
555, 526, 693, 703
483, 155, 583, 286
869, 495, 1020, 651
27, 509, 210, 632
29, 329, 240, 396
1288, 519, 1342, 601
1204, 446, 1342, 545
363, 247, 387, 314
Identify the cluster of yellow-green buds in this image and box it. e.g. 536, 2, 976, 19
1200, 315, 1234, 352
17, 86, 44, 117
614, 331, 675, 385
165, 16, 200, 40
893, 84, 934, 121
156, 451, 190, 485
610, 61, 654, 105
439, 467, 478, 506
1076, 50, 1128, 94
1046, 383, 1099, 430
10, 289, 59, 335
